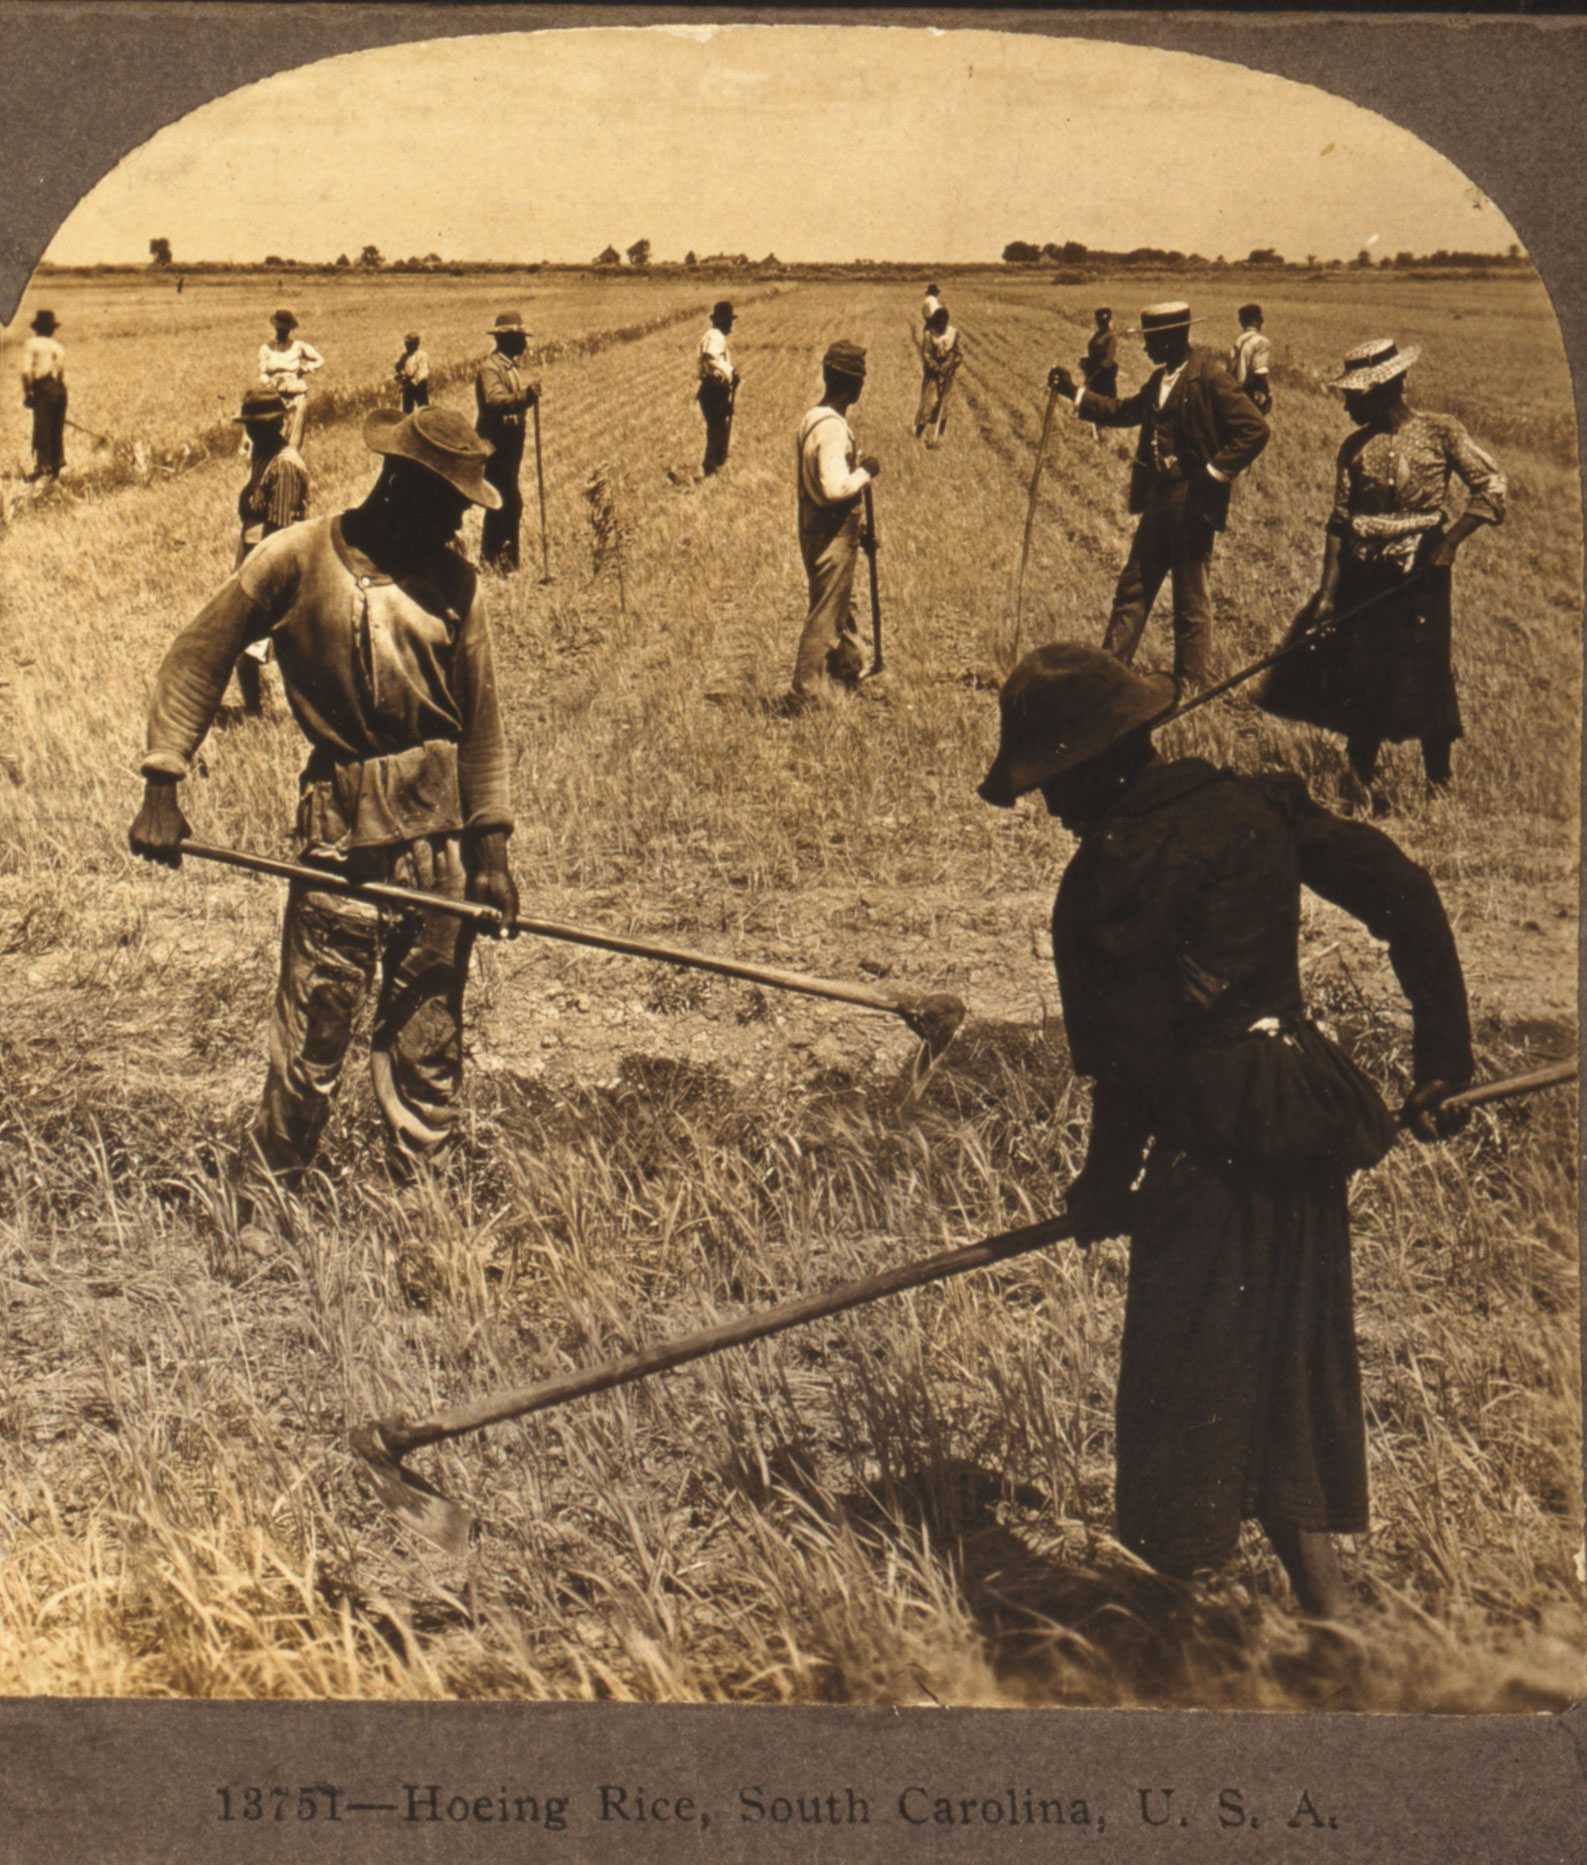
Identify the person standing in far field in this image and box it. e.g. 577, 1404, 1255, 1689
697, 299, 739, 477
790, 340, 880, 708
258, 308, 324, 450
128, 405, 518, 1259
1257, 338, 1506, 813
1047, 301, 1269, 691
20, 308, 66, 481
920, 281, 942, 334
978, 642, 1473, 1621
230, 386, 310, 716
914, 304, 960, 444
1081, 306, 1119, 399
395, 332, 430, 412
474, 310, 540, 573
1231, 304, 1273, 413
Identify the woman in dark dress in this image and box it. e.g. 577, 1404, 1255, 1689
1258, 338, 1506, 812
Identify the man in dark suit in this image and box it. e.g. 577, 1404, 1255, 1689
474, 311, 541, 573
1049, 301, 1269, 689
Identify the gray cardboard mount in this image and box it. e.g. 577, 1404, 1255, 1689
1, 8, 1584, 1862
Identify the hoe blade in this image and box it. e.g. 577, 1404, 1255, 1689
350, 1421, 473, 1558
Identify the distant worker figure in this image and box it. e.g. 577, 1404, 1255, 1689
128, 406, 518, 1258
697, 299, 740, 478
474, 310, 541, 574
914, 305, 961, 446
230, 386, 311, 716
920, 282, 942, 336
20, 308, 67, 482
1231, 304, 1273, 413
791, 340, 881, 708
1048, 301, 1270, 691
1080, 306, 1119, 398
1257, 338, 1506, 811
395, 332, 430, 412
258, 308, 324, 450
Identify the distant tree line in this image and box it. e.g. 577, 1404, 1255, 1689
1001, 238, 1530, 272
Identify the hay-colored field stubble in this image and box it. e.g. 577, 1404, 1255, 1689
0, 272, 1580, 1708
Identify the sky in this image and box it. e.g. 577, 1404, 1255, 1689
43, 25, 1520, 268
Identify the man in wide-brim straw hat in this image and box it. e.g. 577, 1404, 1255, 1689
129, 405, 518, 1259
229, 385, 311, 714
20, 307, 67, 480
980, 642, 1473, 1618
1048, 301, 1269, 690
1256, 337, 1506, 812
790, 339, 882, 705
474, 309, 541, 572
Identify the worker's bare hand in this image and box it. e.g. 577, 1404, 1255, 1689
128, 778, 191, 870
1063, 1170, 1132, 1249
1400, 1079, 1470, 1143
860, 456, 881, 480
467, 833, 520, 937
1047, 365, 1077, 398
1309, 588, 1337, 628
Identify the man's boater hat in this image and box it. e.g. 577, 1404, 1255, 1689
977, 644, 1178, 807
1328, 337, 1420, 394
823, 339, 867, 381
233, 387, 290, 425
1139, 301, 1195, 334
363, 406, 503, 510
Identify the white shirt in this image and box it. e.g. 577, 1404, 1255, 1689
698, 324, 734, 384
1231, 328, 1272, 384
921, 293, 942, 325
22, 334, 64, 382
798, 405, 869, 509
259, 337, 325, 398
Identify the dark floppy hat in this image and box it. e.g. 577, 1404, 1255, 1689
404, 330, 421, 344
30, 309, 58, 334
823, 339, 867, 380
232, 387, 290, 424
363, 406, 502, 510
489, 311, 528, 335
712, 299, 734, 320
272, 306, 298, 328
977, 644, 1177, 807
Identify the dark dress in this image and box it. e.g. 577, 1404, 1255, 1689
1053, 757, 1472, 1575
1258, 412, 1505, 745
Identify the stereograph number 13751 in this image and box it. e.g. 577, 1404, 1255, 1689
216, 1786, 343, 1822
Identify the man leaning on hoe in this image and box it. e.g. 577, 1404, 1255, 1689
129, 406, 520, 1260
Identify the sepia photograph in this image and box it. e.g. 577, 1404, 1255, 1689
0, 9, 1582, 1851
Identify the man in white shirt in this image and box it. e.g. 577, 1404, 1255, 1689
1231, 304, 1273, 413
790, 340, 882, 706
920, 282, 942, 333
697, 300, 740, 477
395, 332, 430, 412
1047, 301, 1269, 688
915, 305, 961, 445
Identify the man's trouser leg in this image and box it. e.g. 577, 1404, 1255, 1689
1168, 501, 1216, 688
1101, 498, 1174, 666
482, 447, 523, 570
284, 394, 307, 451
792, 511, 864, 701
699, 384, 731, 475
368, 837, 476, 1168
33, 381, 66, 476
242, 875, 381, 1212
914, 370, 936, 436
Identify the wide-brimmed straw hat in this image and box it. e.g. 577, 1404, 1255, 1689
823, 339, 867, 380
488, 311, 528, 336
1328, 337, 1420, 394
363, 406, 502, 510
1139, 301, 1196, 333
232, 387, 290, 425
977, 644, 1178, 807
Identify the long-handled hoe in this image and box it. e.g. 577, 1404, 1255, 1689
350, 1061, 1574, 1554
860, 482, 884, 680
175, 841, 965, 1081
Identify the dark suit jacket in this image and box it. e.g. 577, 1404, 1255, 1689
1079, 347, 1270, 532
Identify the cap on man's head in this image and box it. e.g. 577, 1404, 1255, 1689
926, 281, 940, 292
1094, 306, 1112, 319
823, 339, 867, 381
977, 643, 1177, 807
1139, 301, 1194, 335
404, 330, 421, 344
712, 299, 734, 321
363, 405, 503, 510
1238, 302, 1263, 325
232, 387, 290, 425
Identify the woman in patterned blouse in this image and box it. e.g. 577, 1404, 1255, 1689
257, 307, 325, 451
1258, 338, 1506, 812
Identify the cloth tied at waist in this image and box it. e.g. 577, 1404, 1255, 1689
296, 738, 465, 853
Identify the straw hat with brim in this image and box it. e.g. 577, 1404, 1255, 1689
363, 407, 502, 510
823, 339, 867, 380
1139, 301, 1196, 333
30, 310, 58, 334
977, 643, 1178, 807
489, 312, 528, 336
233, 388, 290, 425
1328, 337, 1420, 394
